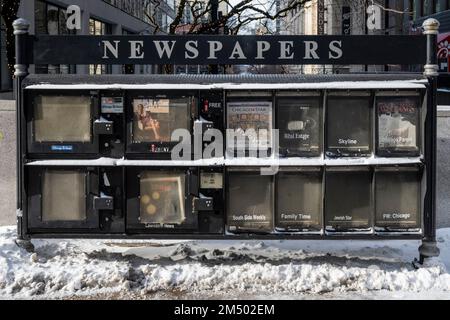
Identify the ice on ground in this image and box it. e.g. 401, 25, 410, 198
0, 226, 450, 299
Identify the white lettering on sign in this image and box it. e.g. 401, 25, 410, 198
185, 40, 199, 59
256, 41, 270, 59
229, 42, 246, 59
99, 39, 349, 63
279, 41, 294, 59
207, 41, 223, 59
129, 41, 144, 59
329, 40, 343, 59
304, 41, 319, 59
153, 40, 176, 59
102, 40, 120, 59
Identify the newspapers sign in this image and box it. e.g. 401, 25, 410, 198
28, 34, 427, 65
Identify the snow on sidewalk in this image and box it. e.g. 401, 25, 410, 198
0, 226, 450, 299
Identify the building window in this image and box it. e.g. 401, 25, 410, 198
35, 0, 75, 74
89, 18, 112, 75
435, 0, 440, 12
102, 0, 157, 24
122, 29, 135, 74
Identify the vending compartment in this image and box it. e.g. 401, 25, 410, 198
325, 167, 372, 232
226, 91, 273, 158
326, 91, 372, 158
276, 91, 322, 157
26, 90, 123, 158
126, 91, 196, 159
26, 166, 123, 233
226, 168, 274, 234
375, 91, 423, 157
375, 166, 422, 232
276, 167, 323, 232
126, 167, 222, 233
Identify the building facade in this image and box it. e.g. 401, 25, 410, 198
16, 0, 175, 76
174, 0, 229, 74
281, 0, 407, 74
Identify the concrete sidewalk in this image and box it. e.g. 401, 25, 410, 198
1, 100, 450, 228
0, 100, 16, 227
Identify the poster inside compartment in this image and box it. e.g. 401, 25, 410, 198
139, 172, 186, 226
278, 99, 320, 156
132, 98, 191, 143
227, 101, 273, 150
377, 97, 419, 152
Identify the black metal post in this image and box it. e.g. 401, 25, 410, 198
418, 18, 440, 264
13, 18, 34, 252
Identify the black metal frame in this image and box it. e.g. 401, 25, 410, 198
12, 17, 441, 262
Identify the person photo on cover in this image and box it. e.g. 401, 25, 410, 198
135, 103, 161, 141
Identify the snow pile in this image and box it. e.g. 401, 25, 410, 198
1, 226, 450, 299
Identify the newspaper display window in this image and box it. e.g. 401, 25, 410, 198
375, 168, 421, 231
277, 96, 321, 157
42, 170, 87, 222
34, 96, 92, 143
226, 101, 273, 154
325, 169, 372, 231
376, 96, 421, 156
139, 171, 188, 226
132, 98, 192, 143
326, 94, 372, 157
227, 172, 273, 233
276, 169, 322, 232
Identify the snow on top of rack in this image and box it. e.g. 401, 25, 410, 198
224, 157, 324, 166
115, 158, 225, 166
24, 80, 427, 90
324, 156, 423, 166
25, 156, 423, 167
25, 157, 118, 166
